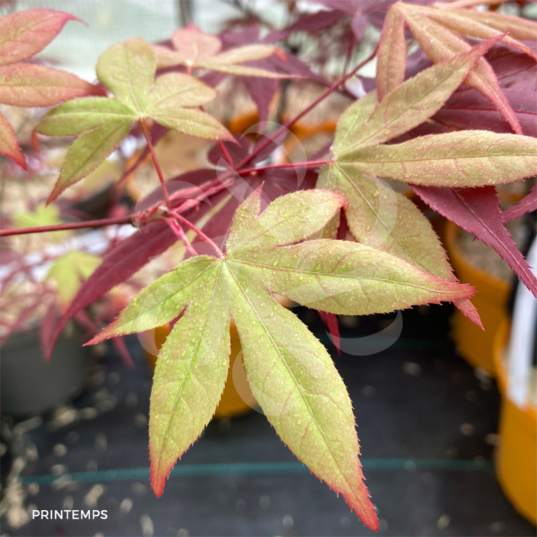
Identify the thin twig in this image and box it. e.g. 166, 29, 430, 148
238, 160, 328, 176
217, 139, 234, 166
164, 218, 198, 257
200, 104, 234, 166
0, 215, 134, 237
235, 46, 378, 170
167, 208, 224, 258
141, 120, 172, 208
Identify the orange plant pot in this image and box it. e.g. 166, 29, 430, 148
281, 119, 337, 162
493, 321, 537, 525
444, 221, 511, 375
143, 323, 257, 419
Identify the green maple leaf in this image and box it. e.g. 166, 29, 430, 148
36, 38, 231, 203
47, 250, 101, 307
331, 40, 537, 172
13, 202, 62, 230
88, 188, 475, 530
324, 39, 537, 318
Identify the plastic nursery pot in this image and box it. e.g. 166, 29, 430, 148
143, 322, 257, 420
493, 320, 537, 525
444, 220, 511, 375
0, 322, 93, 418
281, 119, 337, 162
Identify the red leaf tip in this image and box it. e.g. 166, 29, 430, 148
84, 330, 110, 347
150, 458, 173, 498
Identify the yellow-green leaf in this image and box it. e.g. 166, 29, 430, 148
337, 131, 537, 187
145, 73, 217, 111
96, 38, 155, 112
47, 251, 101, 307
48, 120, 132, 203
13, 202, 61, 229
150, 262, 231, 496
90, 189, 477, 529
36, 97, 134, 136
88, 256, 216, 343
227, 268, 378, 530
36, 38, 228, 201
333, 40, 500, 157
226, 188, 346, 253
230, 239, 474, 315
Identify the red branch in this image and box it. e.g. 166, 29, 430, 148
167, 208, 224, 258
141, 120, 171, 208
236, 46, 378, 170
0, 215, 133, 237
238, 160, 328, 176
0, 46, 377, 240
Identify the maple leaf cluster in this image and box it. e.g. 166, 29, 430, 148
1, 1, 536, 530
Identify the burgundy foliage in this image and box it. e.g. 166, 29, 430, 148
413, 186, 537, 296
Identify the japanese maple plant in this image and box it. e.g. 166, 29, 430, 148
1, 1, 537, 530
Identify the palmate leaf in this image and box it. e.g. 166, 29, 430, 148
13, 202, 62, 229
325, 32, 537, 320
395, 2, 537, 134
332, 37, 537, 189
89, 188, 475, 529
0, 9, 103, 168
36, 38, 231, 202
153, 27, 287, 78
318, 165, 481, 325
333, 36, 502, 158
